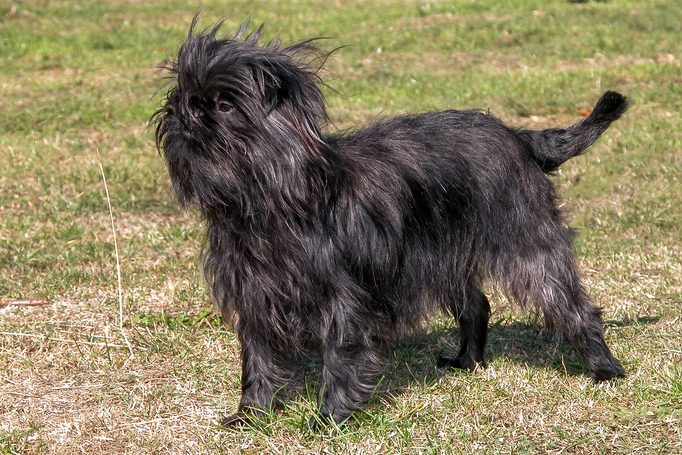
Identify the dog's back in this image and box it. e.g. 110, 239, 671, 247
324, 100, 625, 338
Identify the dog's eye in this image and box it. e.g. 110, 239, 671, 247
217, 101, 233, 113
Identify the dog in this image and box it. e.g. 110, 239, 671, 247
152, 17, 627, 426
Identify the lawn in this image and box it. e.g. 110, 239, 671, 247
0, 0, 680, 453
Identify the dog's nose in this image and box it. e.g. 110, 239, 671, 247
191, 100, 206, 122
181, 95, 205, 128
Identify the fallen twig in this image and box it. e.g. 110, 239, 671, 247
0, 298, 49, 307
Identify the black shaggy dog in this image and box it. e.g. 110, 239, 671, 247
152, 18, 627, 425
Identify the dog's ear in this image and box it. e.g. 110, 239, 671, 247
259, 53, 324, 115
253, 42, 330, 149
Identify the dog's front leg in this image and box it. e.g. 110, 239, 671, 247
317, 326, 384, 425
222, 324, 290, 426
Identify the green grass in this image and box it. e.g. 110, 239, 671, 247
1, 0, 680, 453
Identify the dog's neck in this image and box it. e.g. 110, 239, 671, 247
205, 137, 338, 232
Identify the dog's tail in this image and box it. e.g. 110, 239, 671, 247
517, 91, 628, 172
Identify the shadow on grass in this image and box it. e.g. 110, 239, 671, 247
387, 321, 580, 392
383, 314, 660, 395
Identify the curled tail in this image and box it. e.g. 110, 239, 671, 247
518, 91, 629, 172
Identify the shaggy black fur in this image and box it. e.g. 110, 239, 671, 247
152, 17, 627, 425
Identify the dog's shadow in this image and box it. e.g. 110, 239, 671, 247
386, 320, 578, 393
381, 314, 657, 397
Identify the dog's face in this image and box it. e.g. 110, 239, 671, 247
152, 18, 329, 209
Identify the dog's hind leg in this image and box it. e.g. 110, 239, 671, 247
510, 237, 625, 382
438, 283, 491, 371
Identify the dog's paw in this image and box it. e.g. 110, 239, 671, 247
220, 412, 247, 428
591, 364, 626, 383
307, 410, 350, 433
307, 414, 336, 433
437, 355, 485, 372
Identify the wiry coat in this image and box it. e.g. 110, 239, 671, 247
153, 18, 627, 424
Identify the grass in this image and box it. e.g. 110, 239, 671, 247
0, 0, 680, 453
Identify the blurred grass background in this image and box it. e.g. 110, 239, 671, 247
0, 1, 679, 453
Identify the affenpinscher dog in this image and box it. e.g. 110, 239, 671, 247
152, 17, 627, 425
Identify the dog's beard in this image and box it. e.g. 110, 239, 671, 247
155, 116, 245, 209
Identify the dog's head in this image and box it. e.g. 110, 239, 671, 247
152, 16, 330, 209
